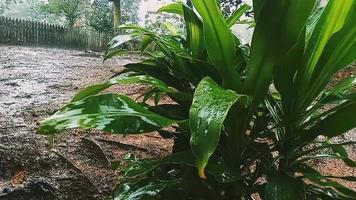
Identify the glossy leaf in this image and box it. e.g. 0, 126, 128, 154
265, 174, 306, 200
310, 100, 356, 138
273, 28, 306, 122
123, 60, 185, 91
122, 151, 238, 183
189, 77, 242, 178
103, 49, 132, 62
39, 94, 175, 134
292, 141, 356, 160
183, 5, 204, 58
107, 34, 137, 50
307, 184, 354, 200
305, 5, 325, 44
298, 167, 356, 199
320, 76, 356, 104
149, 104, 188, 120
191, 0, 241, 91
104, 34, 139, 61
114, 178, 179, 200
297, 0, 354, 100
300, 166, 356, 198
157, 3, 184, 15
294, 163, 356, 182
301, 93, 356, 132
71, 74, 179, 102
293, 154, 356, 168
298, 6, 356, 111
141, 35, 154, 52
245, 0, 316, 106
226, 4, 251, 28
252, 0, 266, 22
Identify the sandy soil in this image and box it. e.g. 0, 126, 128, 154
0, 45, 172, 200
0, 45, 355, 199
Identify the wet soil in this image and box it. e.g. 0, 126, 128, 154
0, 45, 172, 199
0, 45, 355, 199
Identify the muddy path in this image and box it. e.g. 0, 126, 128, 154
0, 45, 172, 200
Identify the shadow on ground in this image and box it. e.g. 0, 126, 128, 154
0, 45, 172, 200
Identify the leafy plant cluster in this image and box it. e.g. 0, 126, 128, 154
39, 0, 356, 199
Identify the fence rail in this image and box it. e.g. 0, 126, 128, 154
0, 16, 108, 51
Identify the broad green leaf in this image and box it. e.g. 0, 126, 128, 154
158, 36, 194, 60
106, 34, 137, 50
265, 174, 306, 200
148, 34, 196, 65
320, 76, 356, 104
137, 35, 200, 84
183, 5, 204, 58
307, 184, 354, 200
300, 94, 356, 134
188, 60, 222, 84
303, 170, 356, 198
226, 4, 251, 28
189, 77, 242, 178
294, 163, 356, 182
298, 6, 356, 111
252, 0, 266, 23
145, 36, 197, 83
163, 22, 179, 35
117, 24, 152, 34
292, 141, 356, 160
330, 144, 356, 167
122, 151, 238, 183
149, 104, 188, 120
293, 154, 356, 168
295, 164, 356, 199
191, 0, 242, 91
264, 93, 285, 144
141, 35, 154, 52
245, 0, 316, 106
103, 49, 132, 62
71, 74, 179, 102
273, 29, 306, 121
114, 178, 179, 200
297, 0, 354, 99
39, 94, 175, 134
104, 34, 139, 61
310, 100, 356, 138
123, 60, 185, 91
305, 5, 325, 45
157, 3, 183, 15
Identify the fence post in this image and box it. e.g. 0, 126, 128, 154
0, 17, 4, 43
0, 17, 107, 51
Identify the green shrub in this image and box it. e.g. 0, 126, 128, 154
39, 0, 356, 199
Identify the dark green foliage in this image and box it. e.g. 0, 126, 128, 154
39, 0, 356, 199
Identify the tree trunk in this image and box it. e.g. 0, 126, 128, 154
113, 0, 121, 32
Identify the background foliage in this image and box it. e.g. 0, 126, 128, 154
34, 0, 356, 199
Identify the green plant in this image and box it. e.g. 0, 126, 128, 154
39, 0, 356, 199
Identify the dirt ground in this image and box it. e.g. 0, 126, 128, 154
0, 45, 355, 200
0, 45, 172, 200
